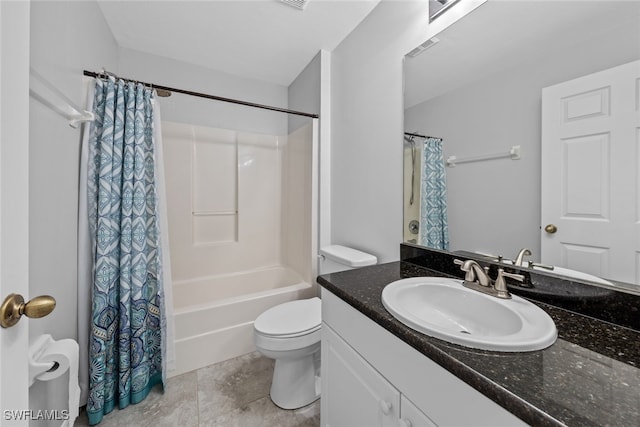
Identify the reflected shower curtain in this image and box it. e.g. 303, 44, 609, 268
79, 77, 173, 425
419, 138, 449, 250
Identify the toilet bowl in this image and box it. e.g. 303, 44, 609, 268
254, 245, 377, 409
253, 297, 322, 409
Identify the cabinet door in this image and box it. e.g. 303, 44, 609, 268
322, 323, 400, 427
400, 395, 438, 427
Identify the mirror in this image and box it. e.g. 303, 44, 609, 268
403, 0, 640, 290
429, 0, 461, 22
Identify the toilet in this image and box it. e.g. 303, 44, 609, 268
253, 245, 377, 409
319, 244, 378, 274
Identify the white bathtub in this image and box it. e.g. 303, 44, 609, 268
171, 266, 316, 376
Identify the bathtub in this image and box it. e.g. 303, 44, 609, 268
170, 266, 316, 376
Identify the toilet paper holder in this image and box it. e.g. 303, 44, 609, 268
28, 335, 63, 386
27, 334, 81, 427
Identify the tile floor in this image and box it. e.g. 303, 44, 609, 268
74, 352, 320, 427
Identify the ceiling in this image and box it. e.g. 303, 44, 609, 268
404, 0, 640, 108
98, 0, 380, 87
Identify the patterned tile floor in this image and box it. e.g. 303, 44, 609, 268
75, 352, 320, 427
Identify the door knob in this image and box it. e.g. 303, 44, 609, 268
0, 293, 56, 328
544, 224, 558, 234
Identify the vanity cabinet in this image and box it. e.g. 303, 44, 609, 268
322, 323, 401, 427
323, 323, 436, 427
321, 288, 528, 427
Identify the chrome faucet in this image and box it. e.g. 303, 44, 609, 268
454, 259, 492, 287
493, 268, 525, 299
453, 259, 524, 299
513, 248, 532, 267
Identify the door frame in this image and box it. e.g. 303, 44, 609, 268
1, 0, 31, 424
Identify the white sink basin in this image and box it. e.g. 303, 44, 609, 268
381, 277, 557, 352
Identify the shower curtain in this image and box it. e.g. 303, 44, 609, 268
419, 137, 449, 250
78, 77, 174, 425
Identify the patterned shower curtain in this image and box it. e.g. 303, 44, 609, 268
86, 77, 166, 425
419, 137, 449, 250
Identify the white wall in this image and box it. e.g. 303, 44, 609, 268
286, 50, 330, 276
29, 0, 118, 423
118, 47, 288, 136
30, 0, 117, 342
330, 0, 484, 263
404, 16, 640, 258
288, 52, 321, 133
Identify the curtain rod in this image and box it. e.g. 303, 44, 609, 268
404, 131, 442, 140
83, 70, 319, 119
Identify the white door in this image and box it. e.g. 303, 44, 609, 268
1, 1, 31, 425
541, 60, 640, 284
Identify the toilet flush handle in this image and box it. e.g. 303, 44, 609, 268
379, 400, 392, 415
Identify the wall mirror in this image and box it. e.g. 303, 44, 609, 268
403, 0, 640, 291
428, 0, 461, 22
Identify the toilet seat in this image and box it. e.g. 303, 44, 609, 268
254, 297, 321, 338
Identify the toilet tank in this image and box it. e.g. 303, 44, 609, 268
319, 245, 377, 274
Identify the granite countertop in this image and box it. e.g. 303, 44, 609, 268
318, 261, 640, 427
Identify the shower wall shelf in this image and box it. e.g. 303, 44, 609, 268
29, 68, 94, 128
192, 211, 238, 216
446, 145, 521, 168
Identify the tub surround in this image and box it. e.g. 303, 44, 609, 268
164, 120, 317, 376
317, 245, 640, 426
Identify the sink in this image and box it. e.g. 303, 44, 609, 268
381, 277, 557, 352
502, 260, 614, 286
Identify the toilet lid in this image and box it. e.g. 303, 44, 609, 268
254, 297, 321, 337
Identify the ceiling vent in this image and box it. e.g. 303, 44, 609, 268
406, 37, 440, 58
279, 0, 309, 10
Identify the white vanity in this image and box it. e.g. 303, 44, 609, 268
318, 250, 640, 427
320, 288, 527, 427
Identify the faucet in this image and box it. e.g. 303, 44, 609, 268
513, 248, 532, 267
453, 259, 492, 287
493, 269, 525, 299
453, 259, 524, 299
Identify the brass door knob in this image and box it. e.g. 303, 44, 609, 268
544, 224, 558, 234
0, 294, 56, 328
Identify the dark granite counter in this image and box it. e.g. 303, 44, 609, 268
318, 260, 640, 427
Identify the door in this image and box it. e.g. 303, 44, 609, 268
541, 60, 640, 284
1, 1, 31, 424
